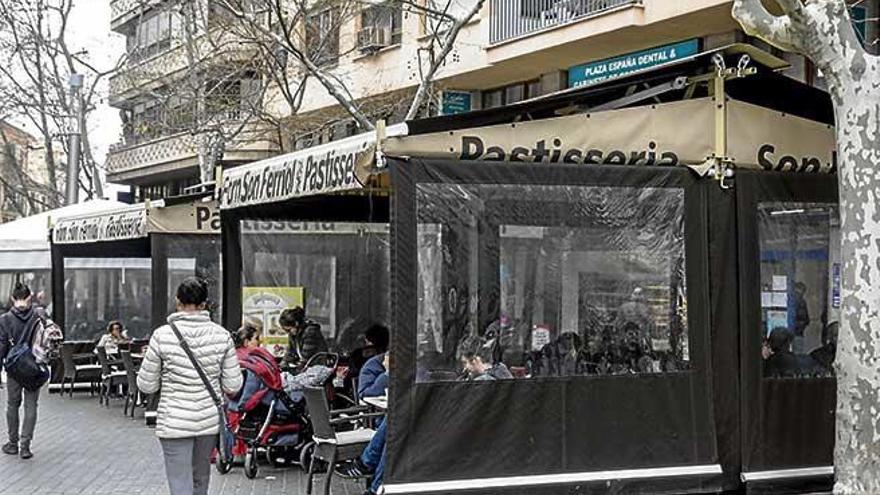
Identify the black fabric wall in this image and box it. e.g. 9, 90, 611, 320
387, 158, 719, 491
735, 170, 838, 476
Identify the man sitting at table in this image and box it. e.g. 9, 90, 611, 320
358, 349, 389, 399
339, 354, 389, 495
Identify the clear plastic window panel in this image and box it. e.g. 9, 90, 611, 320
416, 183, 689, 382
240, 220, 390, 357
63, 258, 152, 341
166, 236, 222, 322
758, 203, 840, 378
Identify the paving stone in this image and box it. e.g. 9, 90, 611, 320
0, 388, 364, 495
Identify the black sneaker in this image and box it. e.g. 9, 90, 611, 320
19, 444, 32, 460
2, 442, 18, 455
335, 459, 372, 478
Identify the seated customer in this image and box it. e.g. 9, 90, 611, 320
350, 324, 390, 375
460, 341, 513, 381
96, 320, 129, 355
359, 351, 389, 399
280, 307, 327, 369
763, 327, 799, 378
810, 321, 838, 373
339, 354, 390, 495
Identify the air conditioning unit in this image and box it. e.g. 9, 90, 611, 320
357, 26, 392, 52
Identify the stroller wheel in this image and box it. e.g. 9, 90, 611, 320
244, 447, 259, 479
215, 456, 233, 475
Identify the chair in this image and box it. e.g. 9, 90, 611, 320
59, 343, 101, 398
96, 347, 127, 407
120, 351, 141, 418
303, 387, 378, 495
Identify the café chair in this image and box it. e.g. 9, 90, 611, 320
96, 347, 127, 407
120, 350, 141, 418
302, 386, 381, 495
60, 343, 101, 398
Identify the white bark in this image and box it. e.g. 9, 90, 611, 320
733, 1, 880, 493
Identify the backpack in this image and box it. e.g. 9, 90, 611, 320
3, 314, 51, 391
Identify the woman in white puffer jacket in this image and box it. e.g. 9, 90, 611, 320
137, 277, 242, 495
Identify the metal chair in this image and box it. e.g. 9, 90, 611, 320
95, 347, 127, 407
120, 350, 141, 418
302, 386, 378, 495
59, 343, 101, 398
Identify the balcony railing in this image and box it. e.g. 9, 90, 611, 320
106, 132, 199, 178
489, 0, 641, 44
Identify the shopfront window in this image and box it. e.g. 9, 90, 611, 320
63, 258, 152, 341
240, 220, 389, 357
758, 203, 840, 378
416, 183, 689, 382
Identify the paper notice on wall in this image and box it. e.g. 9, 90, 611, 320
761, 292, 773, 307
771, 292, 788, 307
766, 310, 789, 335
531, 325, 551, 352
772, 275, 788, 291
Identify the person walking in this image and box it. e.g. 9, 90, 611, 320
0, 283, 45, 459
137, 277, 242, 495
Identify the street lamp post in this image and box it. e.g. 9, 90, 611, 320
65, 73, 84, 205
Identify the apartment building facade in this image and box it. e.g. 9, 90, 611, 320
106, 0, 278, 201
0, 121, 56, 223
107, 0, 877, 196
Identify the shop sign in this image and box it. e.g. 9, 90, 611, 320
242, 286, 305, 357
240, 220, 389, 235
53, 207, 148, 244
149, 200, 220, 235
441, 91, 472, 115
387, 97, 836, 173
568, 39, 700, 88
221, 135, 375, 210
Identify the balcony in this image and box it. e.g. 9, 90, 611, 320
489, 0, 641, 44
110, 0, 162, 31
106, 129, 277, 184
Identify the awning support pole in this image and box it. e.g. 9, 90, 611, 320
708, 53, 756, 189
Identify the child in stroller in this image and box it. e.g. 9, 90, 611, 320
218, 325, 336, 479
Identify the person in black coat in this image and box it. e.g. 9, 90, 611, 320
0, 283, 42, 459
763, 327, 800, 378
280, 307, 327, 369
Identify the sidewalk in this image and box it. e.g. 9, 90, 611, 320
0, 385, 364, 495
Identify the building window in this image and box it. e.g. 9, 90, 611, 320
359, 3, 403, 50
482, 79, 541, 109
306, 8, 340, 67
127, 7, 182, 62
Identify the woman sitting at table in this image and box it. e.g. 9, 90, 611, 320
96, 320, 130, 355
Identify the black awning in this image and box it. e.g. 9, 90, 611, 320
407, 43, 833, 135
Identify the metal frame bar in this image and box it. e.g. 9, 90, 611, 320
383, 464, 723, 494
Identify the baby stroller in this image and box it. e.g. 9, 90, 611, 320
218, 349, 338, 479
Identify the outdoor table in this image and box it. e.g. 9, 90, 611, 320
361, 395, 388, 411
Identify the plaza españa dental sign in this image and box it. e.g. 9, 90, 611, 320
568, 39, 700, 88
221, 135, 375, 210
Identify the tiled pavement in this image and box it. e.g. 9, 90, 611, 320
0, 384, 364, 495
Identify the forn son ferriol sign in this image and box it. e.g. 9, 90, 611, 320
220, 134, 375, 210
53, 206, 148, 244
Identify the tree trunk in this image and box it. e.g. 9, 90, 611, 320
832, 91, 880, 495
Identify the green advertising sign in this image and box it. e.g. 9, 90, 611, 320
568, 39, 700, 88
441, 90, 472, 115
